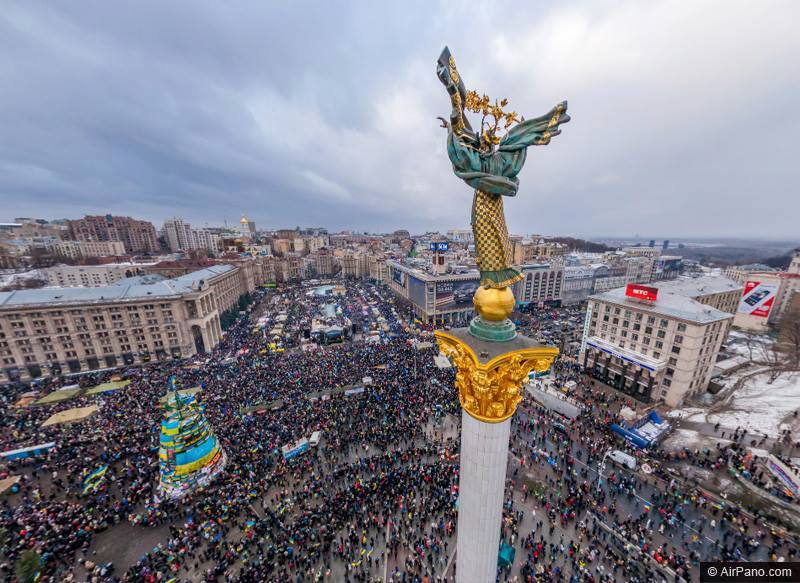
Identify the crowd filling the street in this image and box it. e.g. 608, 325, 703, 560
0, 280, 797, 583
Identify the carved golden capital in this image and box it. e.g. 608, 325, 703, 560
435, 331, 558, 423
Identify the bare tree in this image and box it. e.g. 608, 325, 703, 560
741, 329, 760, 362
777, 303, 800, 370
757, 339, 785, 382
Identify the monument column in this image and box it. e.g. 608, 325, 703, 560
456, 411, 511, 578
436, 327, 557, 582
433, 45, 568, 582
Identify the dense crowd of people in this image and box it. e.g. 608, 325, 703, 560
0, 282, 462, 582
0, 280, 796, 582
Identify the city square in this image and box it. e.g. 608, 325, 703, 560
1, 2, 800, 583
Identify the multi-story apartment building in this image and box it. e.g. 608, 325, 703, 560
562, 266, 597, 306
446, 229, 473, 244
723, 263, 777, 284
624, 256, 655, 285
43, 264, 149, 287
54, 240, 126, 259
732, 271, 800, 331
592, 266, 628, 292
311, 248, 336, 277
579, 285, 733, 407
269, 255, 305, 283
144, 257, 274, 295
651, 256, 684, 281
0, 265, 244, 383
621, 246, 661, 259
386, 260, 478, 326
788, 250, 800, 275
271, 239, 293, 256
512, 263, 564, 306
340, 251, 371, 279
68, 215, 159, 254
652, 275, 742, 314
163, 218, 220, 253
509, 239, 568, 265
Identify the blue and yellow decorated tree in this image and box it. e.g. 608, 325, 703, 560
158, 376, 226, 499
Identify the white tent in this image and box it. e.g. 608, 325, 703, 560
434, 355, 452, 369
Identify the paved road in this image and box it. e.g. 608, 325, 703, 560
499, 397, 795, 581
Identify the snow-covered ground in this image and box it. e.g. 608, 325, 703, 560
704, 372, 800, 438
662, 428, 733, 451
0, 269, 43, 288
723, 329, 774, 359
666, 408, 705, 419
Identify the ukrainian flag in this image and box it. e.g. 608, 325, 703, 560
82, 465, 108, 494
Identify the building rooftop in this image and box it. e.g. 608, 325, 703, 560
590, 286, 733, 325
734, 263, 777, 272
0, 265, 235, 308
387, 259, 479, 281
652, 275, 742, 297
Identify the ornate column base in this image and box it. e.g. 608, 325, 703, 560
469, 316, 516, 342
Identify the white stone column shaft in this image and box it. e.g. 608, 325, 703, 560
456, 410, 511, 583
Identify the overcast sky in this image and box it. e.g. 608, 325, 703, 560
1, 1, 798, 238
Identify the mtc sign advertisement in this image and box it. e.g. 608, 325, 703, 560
737, 280, 778, 318
625, 283, 658, 302
429, 241, 449, 252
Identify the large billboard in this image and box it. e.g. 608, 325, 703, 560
407, 273, 427, 307
737, 280, 778, 318
766, 455, 800, 498
435, 278, 479, 312
390, 265, 406, 288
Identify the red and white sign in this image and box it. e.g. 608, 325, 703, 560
737, 280, 778, 318
625, 283, 658, 302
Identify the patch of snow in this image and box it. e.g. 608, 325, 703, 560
663, 428, 733, 452
663, 429, 702, 450
666, 408, 705, 419
706, 372, 800, 438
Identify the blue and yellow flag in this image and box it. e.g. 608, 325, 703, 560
82, 465, 108, 494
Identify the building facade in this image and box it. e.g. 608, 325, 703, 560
579, 287, 733, 407
652, 275, 742, 314
54, 240, 126, 259
446, 229, 473, 244
43, 264, 148, 288
512, 263, 564, 306
562, 266, 596, 306
386, 260, 479, 325
788, 250, 800, 275
269, 255, 305, 283
68, 215, 159, 254
340, 251, 371, 279
163, 218, 220, 253
0, 265, 245, 384
732, 272, 800, 331
311, 248, 336, 277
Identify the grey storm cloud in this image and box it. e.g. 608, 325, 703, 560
1, 1, 798, 237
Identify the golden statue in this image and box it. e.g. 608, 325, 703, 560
436, 47, 569, 339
